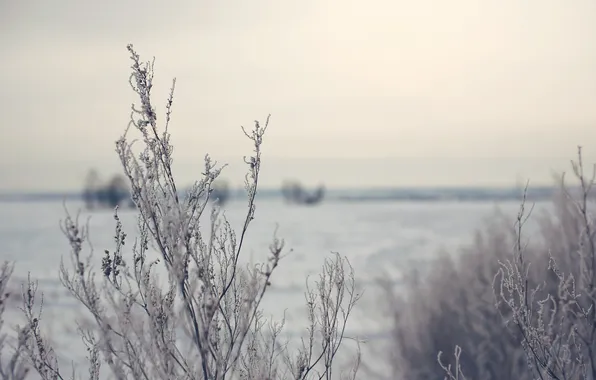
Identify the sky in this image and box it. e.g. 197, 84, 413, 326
1, 0, 596, 191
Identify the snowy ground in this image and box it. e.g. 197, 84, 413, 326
0, 198, 552, 378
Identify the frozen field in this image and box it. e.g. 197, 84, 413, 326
0, 197, 552, 377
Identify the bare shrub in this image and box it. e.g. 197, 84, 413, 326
496, 147, 596, 380
0, 262, 29, 379
14, 45, 360, 380
375, 212, 529, 380
377, 149, 596, 380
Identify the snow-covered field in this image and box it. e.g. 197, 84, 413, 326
0, 198, 551, 377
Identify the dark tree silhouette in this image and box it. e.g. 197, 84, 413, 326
211, 179, 230, 205
82, 169, 102, 209
281, 180, 325, 205
82, 171, 133, 210
104, 174, 130, 208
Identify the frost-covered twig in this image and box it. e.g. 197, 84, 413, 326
16, 44, 359, 380
0, 262, 29, 380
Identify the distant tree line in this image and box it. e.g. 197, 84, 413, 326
82, 169, 134, 210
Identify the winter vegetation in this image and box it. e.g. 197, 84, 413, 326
0, 262, 29, 379
0, 45, 361, 380
373, 147, 596, 380
0, 44, 594, 380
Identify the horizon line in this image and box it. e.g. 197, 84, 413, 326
0, 183, 561, 196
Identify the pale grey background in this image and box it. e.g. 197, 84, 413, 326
1, 0, 595, 191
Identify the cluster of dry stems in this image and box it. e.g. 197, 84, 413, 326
1, 45, 595, 380
376, 148, 596, 380
0, 46, 361, 380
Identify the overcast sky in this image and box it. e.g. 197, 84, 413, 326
1, 0, 595, 191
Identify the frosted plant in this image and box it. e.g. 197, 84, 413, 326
373, 147, 596, 380
0, 262, 28, 380
371, 216, 529, 380
15, 45, 360, 380
496, 147, 596, 380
